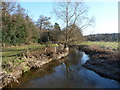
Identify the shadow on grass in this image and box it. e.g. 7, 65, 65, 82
2, 47, 44, 57
2, 49, 26, 52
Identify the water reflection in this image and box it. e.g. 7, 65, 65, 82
6, 47, 120, 88
64, 47, 83, 88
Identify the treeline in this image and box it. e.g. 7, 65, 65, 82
85, 33, 120, 42
2, 2, 39, 46
2, 2, 83, 46
39, 24, 83, 44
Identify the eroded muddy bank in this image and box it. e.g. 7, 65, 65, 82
0, 45, 69, 89
78, 45, 120, 82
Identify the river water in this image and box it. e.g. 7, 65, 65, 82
6, 48, 120, 88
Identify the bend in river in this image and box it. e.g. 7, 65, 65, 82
5, 47, 120, 88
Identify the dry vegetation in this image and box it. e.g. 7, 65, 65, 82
78, 41, 119, 50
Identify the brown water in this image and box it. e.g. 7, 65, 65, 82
5, 48, 120, 88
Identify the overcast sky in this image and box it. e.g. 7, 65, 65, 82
19, 1, 118, 35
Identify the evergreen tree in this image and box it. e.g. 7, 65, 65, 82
2, 2, 39, 46
53, 23, 61, 31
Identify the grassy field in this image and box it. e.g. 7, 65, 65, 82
77, 41, 119, 50
2, 44, 58, 57
1, 44, 58, 73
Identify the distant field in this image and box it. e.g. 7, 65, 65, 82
2, 44, 58, 57
77, 41, 119, 50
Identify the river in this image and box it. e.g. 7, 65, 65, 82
5, 47, 120, 88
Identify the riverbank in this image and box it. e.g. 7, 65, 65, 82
1, 44, 69, 89
78, 45, 120, 82
3, 46, 120, 88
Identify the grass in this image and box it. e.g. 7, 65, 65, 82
22, 66, 30, 73
1, 43, 58, 73
77, 41, 119, 50
1, 42, 119, 57
2, 44, 58, 57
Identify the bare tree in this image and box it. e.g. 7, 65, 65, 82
53, 0, 95, 43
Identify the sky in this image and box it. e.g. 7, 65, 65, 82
19, 1, 118, 35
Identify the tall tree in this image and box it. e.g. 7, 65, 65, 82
53, 0, 95, 43
2, 2, 17, 45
